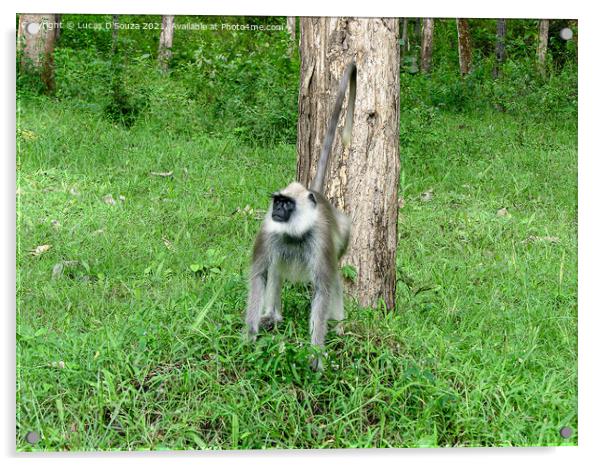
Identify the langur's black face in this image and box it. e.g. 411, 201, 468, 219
271, 194, 296, 223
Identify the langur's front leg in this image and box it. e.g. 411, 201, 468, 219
329, 272, 345, 336
245, 268, 267, 342
261, 265, 282, 330
309, 282, 330, 371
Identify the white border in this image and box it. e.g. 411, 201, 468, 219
3, 1, 600, 465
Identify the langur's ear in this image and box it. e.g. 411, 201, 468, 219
308, 193, 317, 205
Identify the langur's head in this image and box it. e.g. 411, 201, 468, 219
265, 182, 318, 237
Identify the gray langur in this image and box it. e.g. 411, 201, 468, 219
245, 62, 357, 370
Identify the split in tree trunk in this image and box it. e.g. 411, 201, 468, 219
158, 15, 175, 72
456, 18, 472, 76
55, 14, 62, 41
297, 17, 400, 310
493, 19, 506, 78
537, 19, 550, 77
17, 14, 60, 92
420, 18, 434, 74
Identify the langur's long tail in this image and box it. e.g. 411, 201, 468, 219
310, 62, 357, 193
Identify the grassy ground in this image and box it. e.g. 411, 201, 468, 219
16, 96, 577, 450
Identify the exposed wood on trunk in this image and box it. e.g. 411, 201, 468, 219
456, 18, 472, 76
297, 17, 400, 309
158, 15, 175, 72
420, 18, 434, 74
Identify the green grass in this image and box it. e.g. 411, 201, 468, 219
16, 95, 577, 450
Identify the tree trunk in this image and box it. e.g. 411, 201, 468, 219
112, 15, 119, 54
456, 18, 472, 76
493, 19, 507, 78
17, 14, 59, 92
286, 17, 297, 56
297, 17, 400, 310
414, 18, 421, 40
287, 17, 296, 42
537, 19, 550, 76
420, 18, 434, 73
401, 18, 409, 58
158, 15, 175, 72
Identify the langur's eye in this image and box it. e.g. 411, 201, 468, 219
308, 193, 316, 205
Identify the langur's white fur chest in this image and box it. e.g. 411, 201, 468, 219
276, 257, 311, 283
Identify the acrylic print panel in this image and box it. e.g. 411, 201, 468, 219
16, 14, 577, 451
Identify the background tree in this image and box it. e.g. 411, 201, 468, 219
537, 19, 550, 76
158, 15, 175, 72
17, 14, 60, 92
456, 18, 472, 76
401, 18, 409, 59
414, 18, 421, 41
493, 19, 506, 78
287, 17, 296, 42
297, 17, 400, 310
112, 15, 119, 53
420, 18, 434, 73
286, 17, 297, 56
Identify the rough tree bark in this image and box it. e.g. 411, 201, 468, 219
420, 18, 434, 73
297, 17, 400, 310
17, 14, 59, 92
493, 19, 507, 78
537, 19, 550, 76
158, 15, 175, 72
456, 18, 472, 76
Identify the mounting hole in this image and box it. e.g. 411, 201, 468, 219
25, 431, 40, 444
26, 22, 41, 35
559, 28, 573, 41
559, 426, 573, 439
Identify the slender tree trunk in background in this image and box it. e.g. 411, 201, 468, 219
401, 18, 409, 59
420, 18, 434, 73
17, 14, 59, 92
537, 19, 550, 76
158, 15, 175, 72
456, 18, 472, 76
414, 18, 421, 40
493, 19, 507, 78
286, 17, 297, 56
287, 17, 296, 42
112, 15, 119, 54
297, 17, 400, 310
